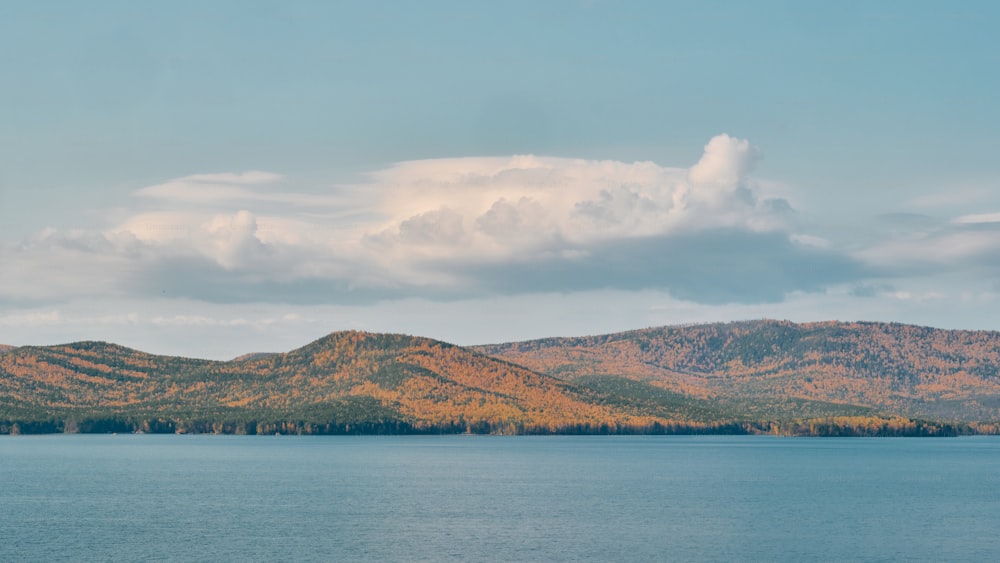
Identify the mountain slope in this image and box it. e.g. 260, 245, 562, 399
0, 332, 664, 434
475, 320, 1000, 422
196, 331, 667, 432
2, 322, 997, 435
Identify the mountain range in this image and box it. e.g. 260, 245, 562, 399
2, 320, 999, 436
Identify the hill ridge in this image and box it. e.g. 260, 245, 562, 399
476, 320, 1000, 423
3, 320, 1000, 435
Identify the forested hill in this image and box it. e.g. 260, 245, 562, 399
475, 320, 1000, 423
0, 332, 664, 435
2, 322, 1000, 436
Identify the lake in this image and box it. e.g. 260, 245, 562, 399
2, 435, 999, 561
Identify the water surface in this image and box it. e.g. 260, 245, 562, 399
3, 435, 999, 561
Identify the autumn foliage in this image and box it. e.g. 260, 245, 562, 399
477, 320, 1000, 422
3, 321, 1000, 435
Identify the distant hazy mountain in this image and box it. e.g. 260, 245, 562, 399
2, 321, 997, 435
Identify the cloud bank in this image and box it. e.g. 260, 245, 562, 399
2, 135, 867, 306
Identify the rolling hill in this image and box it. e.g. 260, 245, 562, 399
2, 321, 999, 435
476, 320, 1000, 423
0, 332, 666, 435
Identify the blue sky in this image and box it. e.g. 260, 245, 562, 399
2, 1, 1000, 358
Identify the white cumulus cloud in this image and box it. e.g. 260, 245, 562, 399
2, 135, 847, 306
362, 134, 787, 264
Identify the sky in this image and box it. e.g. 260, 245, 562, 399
2, 1, 1000, 359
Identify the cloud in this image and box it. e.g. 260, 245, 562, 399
0, 309, 62, 327
847, 283, 894, 298
461, 230, 864, 304
687, 134, 759, 191
364, 134, 788, 258
908, 186, 994, 208
790, 233, 832, 249
135, 171, 283, 203
134, 170, 355, 209
1, 134, 864, 306
856, 220, 1000, 273
886, 290, 946, 302
0, 228, 142, 302
953, 212, 1000, 225
204, 210, 268, 269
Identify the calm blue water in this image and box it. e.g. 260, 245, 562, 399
2, 435, 999, 562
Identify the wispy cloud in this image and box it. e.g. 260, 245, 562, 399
908, 185, 995, 209
134, 170, 357, 209
953, 212, 1000, 225
856, 220, 1000, 273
